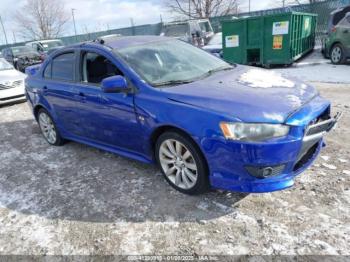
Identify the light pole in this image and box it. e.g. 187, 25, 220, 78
0, 15, 8, 45
71, 9, 77, 41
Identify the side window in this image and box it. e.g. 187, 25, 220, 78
52, 52, 75, 81
43, 62, 52, 79
81, 52, 123, 85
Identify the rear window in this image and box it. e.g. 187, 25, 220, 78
52, 52, 75, 81
332, 6, 350, 26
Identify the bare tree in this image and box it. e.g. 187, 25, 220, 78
272, 0, 323, 8
15, 0, 70, 40
165, 0, 240, 19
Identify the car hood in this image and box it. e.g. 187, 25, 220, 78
161, 66, 318, 124
0, 69, 25, 83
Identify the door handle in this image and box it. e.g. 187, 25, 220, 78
344, 29, 349, 33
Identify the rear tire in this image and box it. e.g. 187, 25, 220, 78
155, 131, 209, 195
330, 44, 346, 64
37, 108, 65, 146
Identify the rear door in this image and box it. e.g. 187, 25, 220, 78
43, 51, 84, 136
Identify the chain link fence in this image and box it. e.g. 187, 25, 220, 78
1, 0, 349, 49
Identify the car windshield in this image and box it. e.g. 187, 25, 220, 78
0, 58, 14, 70
41, 40, 64, 51
11, 46, 34, 55
208, 33, 222, 45
163, 24, 188, 37
116, 39, 232, 87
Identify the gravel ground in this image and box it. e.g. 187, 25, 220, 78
0, 82, 349, 256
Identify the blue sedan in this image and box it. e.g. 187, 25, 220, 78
25, 36, 340, 195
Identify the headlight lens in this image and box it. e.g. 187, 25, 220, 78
220, 122, 290, 141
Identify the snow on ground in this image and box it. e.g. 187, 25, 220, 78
0, 82, 349, 255
275, 49, 350, 84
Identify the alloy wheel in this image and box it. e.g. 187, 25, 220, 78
159, 139, 198, 190
331, 46, 342, 64
38, 112, 57, 144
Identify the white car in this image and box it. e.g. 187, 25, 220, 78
0, 58, 26, 106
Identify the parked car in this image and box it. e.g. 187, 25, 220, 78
202, 32, 223, 57
322, 6, 350, 64
2, 46, 42, 72
0, 58, 26, 106
160, 19, 214, 46
25, 39, 65, 55
25, 36, 340, 195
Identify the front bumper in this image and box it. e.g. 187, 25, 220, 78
205, 107, 341, 193
0, 87, 26, 106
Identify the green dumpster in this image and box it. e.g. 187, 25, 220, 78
222, 12, 317, 67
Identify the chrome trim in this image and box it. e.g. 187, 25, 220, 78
303, 131, 325, 142
304, 111, 342, 137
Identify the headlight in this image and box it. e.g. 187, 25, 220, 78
220, 122, 290, 141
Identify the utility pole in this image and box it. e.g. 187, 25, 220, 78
0, 15, 8, 45
188, 0, 191, 19
248, 0, 251, 13
71, 9, 77, 41
130, 18, 135, 36
12, 31, 16, 43
283, 0, 286, 7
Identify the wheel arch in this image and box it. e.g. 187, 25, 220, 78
33, 104, 48, 120
150, 125, 210, 171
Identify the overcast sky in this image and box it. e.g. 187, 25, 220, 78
0, 0, 282, 44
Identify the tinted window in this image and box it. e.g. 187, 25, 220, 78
44, 62, 52, 78
52, 52, 75, 81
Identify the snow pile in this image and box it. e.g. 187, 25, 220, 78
239, 69, 295, 88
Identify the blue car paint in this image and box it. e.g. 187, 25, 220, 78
25, 36, 333, 193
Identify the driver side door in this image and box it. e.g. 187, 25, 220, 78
74, 49, 141, 152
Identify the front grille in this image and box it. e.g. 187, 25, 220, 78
306, 119, 335, 136
12, 80, 23, 87
0, 80, 23, 90
293, 142, 319, 171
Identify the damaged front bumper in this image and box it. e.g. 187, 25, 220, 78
205, 97, 341, 193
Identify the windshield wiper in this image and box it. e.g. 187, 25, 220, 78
152, 66, 233, 87
153, 79, 194, 87
206, 66, 233, 75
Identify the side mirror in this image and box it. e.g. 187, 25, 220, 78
101, 75, 130, 93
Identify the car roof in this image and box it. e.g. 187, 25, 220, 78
50, 36, 173, 56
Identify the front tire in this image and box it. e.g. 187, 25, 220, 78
155, 131, 209, 195
37, 109, 65, 146
330, 44, 346, 64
